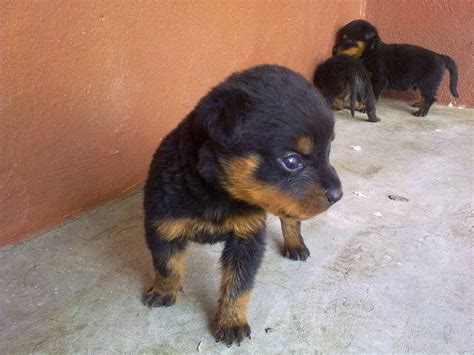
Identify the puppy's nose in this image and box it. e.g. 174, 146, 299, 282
326, 188, 343, 205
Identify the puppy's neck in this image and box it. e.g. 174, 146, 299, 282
363, 39, 385, 57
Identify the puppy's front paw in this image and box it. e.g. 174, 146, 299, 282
414, 110, 426, 117
215, 323, 251, 347
368, 116, 381, 122
144, 287, 177, 308
283, 244, 310, 261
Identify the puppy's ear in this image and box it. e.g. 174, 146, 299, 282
364, 29, 378, 51
201, 89, 252, 146
196, 89, 252, 183
197, 141, 222, 184
364, 30, 377, 40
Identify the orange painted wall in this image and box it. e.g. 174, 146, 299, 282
0, 0, 364, 246
366, 0, 474, 106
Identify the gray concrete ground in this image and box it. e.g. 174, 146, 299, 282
1, 99, 473, 353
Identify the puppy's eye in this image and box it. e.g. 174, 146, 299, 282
280, 154, 304, 171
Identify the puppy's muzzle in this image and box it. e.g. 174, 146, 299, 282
325, 188, 343, 205
321, 164, 343, 205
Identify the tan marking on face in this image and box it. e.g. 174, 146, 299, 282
221, 155, 329, 220
154, 212, 266, 240
340, 41, 366, 57
296, 136, 315, 155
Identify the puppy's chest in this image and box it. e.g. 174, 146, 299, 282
154, 209, 266, 243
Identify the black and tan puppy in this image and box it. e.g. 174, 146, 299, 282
333, 19, 459, 117
314, 54, 379, 122
143, 65, 342, 346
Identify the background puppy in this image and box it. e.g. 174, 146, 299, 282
143, 65, 342, 346
314, 54, 380, 122
333, 19, 459, 117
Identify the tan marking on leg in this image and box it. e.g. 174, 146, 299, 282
413, 89, 425, 108
150, 248, 187, 302
332, 97, 345, 110
221, 155, 329, 219
354, 101, 366, 111
215, 292, 251, 329
215, 263, 252, 328
280, 217, 305, 249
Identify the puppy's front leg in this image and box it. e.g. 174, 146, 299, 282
280, 217, 310, 261
369, 67, 388, 100
332, 97, 345, 110
365, 87, 380, 122
143, 221, 188, 307
214, 229, 265, 346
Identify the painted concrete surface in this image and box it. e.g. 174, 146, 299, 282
1, 99, 472, 353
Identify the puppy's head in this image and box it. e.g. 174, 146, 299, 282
332, 19, 379, 57
196, 65, 342, 220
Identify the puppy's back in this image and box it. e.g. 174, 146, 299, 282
314, 55, 371, 99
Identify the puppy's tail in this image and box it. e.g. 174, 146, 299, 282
442, 55, 459, 98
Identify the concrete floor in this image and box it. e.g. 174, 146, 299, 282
1, 99, 473, 353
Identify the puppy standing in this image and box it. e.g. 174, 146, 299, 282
333, 19, 459, 117
143, 65, 342, 346
314, 54, 380, 122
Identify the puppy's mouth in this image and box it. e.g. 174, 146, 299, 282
334, 40, 366, 57
276, 196, 332, 220
220, 155, 337, 219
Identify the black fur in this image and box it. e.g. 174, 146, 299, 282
314, 54, 379, 122
143, 65, 342, 346
333, 19, 459, 117
220, 228, 266, 299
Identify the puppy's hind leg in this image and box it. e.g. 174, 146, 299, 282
354, 102, 367, 112
366, 106, 380, 122
143, 221, 188, 307
280, 217, 310, 261
411, 99, 424, 108
365, 86, 380, 122
332, 96, 345, 111
415, 70, 443, 117
414, 87, 437, 117
411, 88, 424, 108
